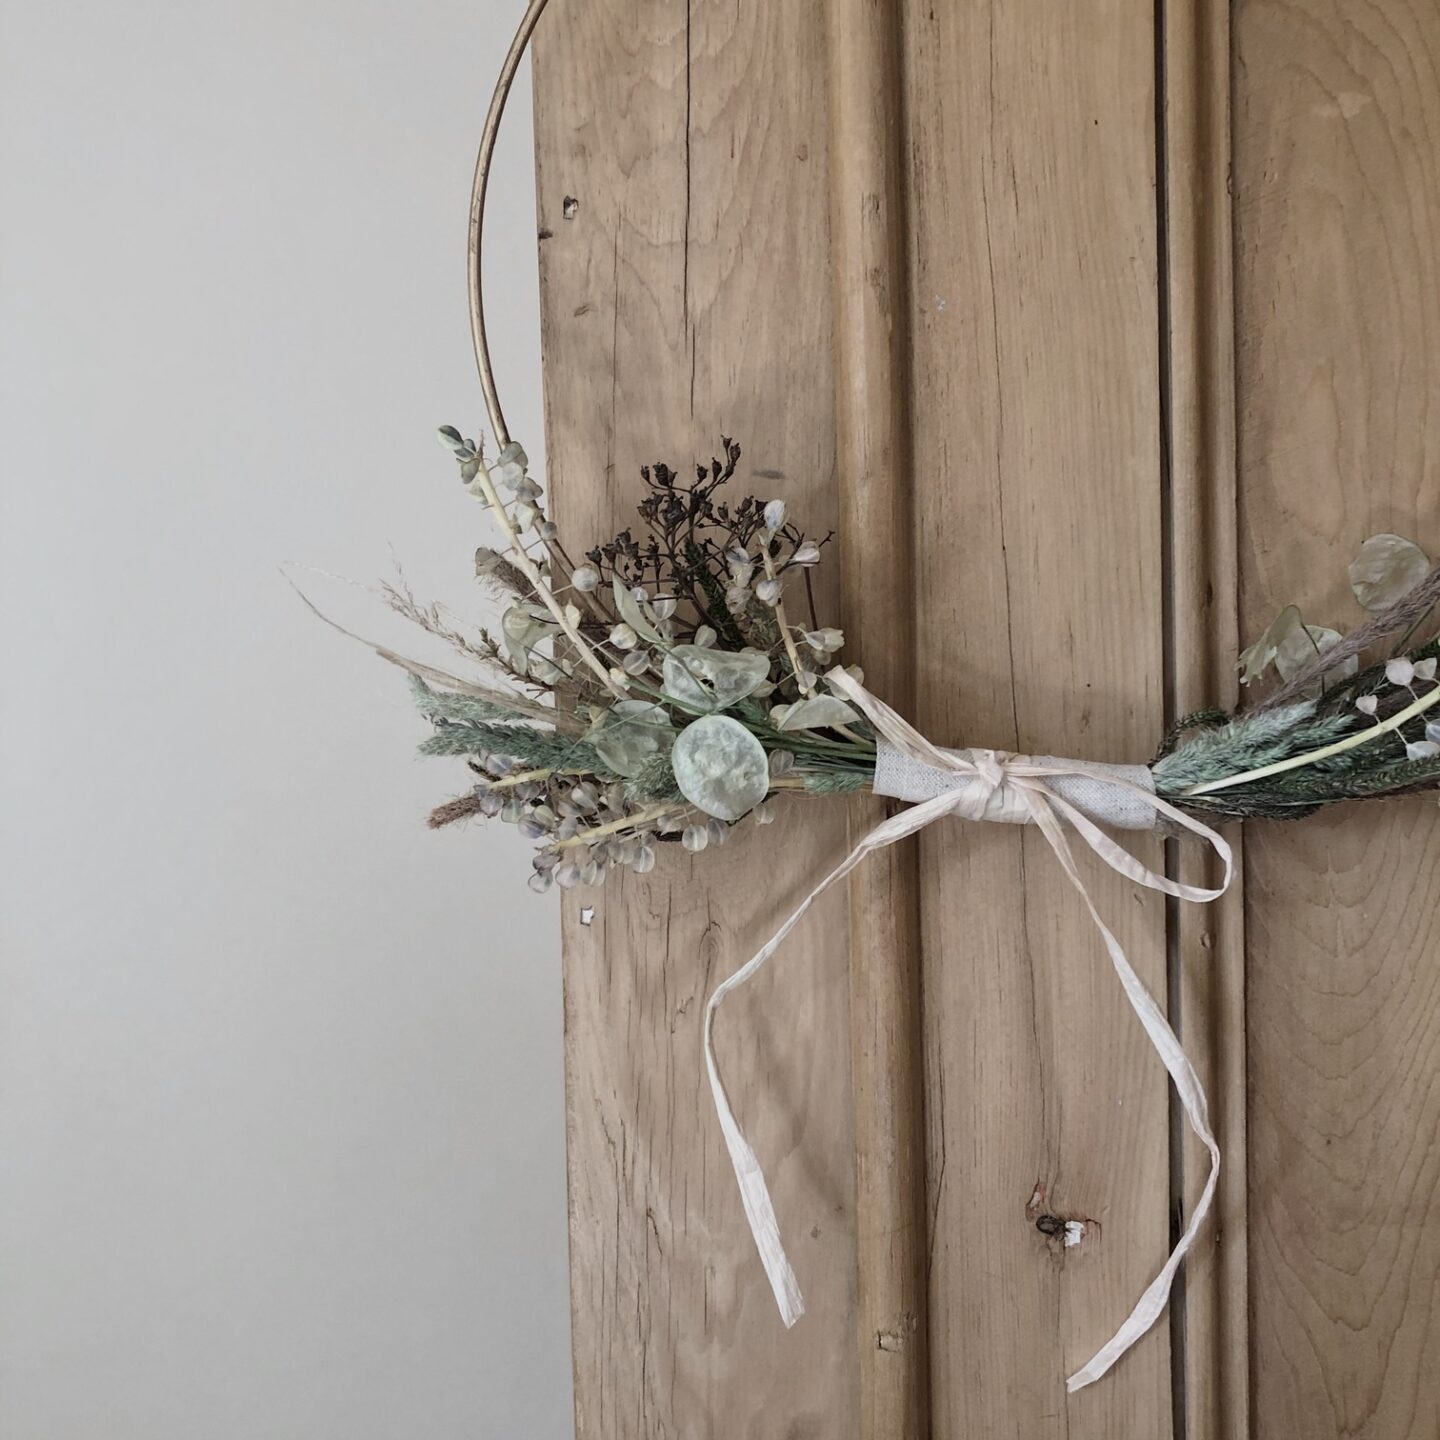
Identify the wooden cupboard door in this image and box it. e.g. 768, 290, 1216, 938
1234, 3, 1440, 1436
531, 1, 1437, 1435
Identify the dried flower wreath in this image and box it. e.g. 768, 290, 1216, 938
307, 0, 1440, 1397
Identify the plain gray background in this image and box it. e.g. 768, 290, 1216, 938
0, 1, 573, 1435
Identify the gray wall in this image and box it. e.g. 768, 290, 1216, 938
0, 2, 572, 1435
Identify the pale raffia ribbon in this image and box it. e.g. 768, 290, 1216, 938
704, 668, 1233, 1393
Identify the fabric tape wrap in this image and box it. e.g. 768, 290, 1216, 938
703, 668, 1233, 1393
874, 741, 1159, 829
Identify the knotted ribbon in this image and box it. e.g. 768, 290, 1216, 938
704, 668, 1233, 1393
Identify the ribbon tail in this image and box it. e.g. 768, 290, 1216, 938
1021, 794, 1221, 1392
704, 789, 960, 1328
703, 1006, 807, 1324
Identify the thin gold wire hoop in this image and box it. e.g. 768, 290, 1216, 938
469, 0, 554, 450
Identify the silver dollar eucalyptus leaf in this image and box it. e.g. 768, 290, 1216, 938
672, 715, 770, 821
774, 695, 863, 732
661, 645, 771, 712
1349, 534, 1431, 611
588, 701, 674, 778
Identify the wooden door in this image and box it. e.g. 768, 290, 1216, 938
530, 2, 1439, 1435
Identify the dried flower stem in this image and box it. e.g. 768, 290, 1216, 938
761, 543, 816, 699
550, 804, 685, 850
487, 767, 553, 789
766, 774, 870, 792
471, 464, 625, 699
758, 545, 868, 745
429, 794, 483, 829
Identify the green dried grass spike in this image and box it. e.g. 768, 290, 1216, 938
409, 676, 525, 725
802, 770, 869, 795
1153, 703, 1356, 794
418, 720, 611, 776
625, 753, 684, 804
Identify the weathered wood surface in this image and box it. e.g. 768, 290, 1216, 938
903, 3, 1175, 1434
534, 4, 859, 1436
1234, 3, 1440, 1437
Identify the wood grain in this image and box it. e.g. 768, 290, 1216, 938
902, 2, 1174, 1435
824, 2, 929, 1435
533, 3, 858, 1435
1234, 2, 1440, 1436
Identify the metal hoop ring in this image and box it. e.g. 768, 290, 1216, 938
468, 0, 554, 449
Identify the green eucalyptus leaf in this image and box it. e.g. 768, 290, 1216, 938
612, 578, 663, 645
672, 715, 769, 821
774, 695, 862, 732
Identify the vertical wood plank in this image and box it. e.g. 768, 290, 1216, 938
824, 2, 929, 1436
1234, 3, 1440, 1437
1161, 2, 1250, 1435
533, 3, 859, 1435
903, 2, 1174, 1435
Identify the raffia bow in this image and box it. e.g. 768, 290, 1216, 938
705, 668, 1234, 1393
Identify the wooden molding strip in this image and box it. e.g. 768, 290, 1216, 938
824, 2, 930, 1437
1161, 1, 1249, 1435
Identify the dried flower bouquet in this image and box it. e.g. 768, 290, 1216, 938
412, 433, 875, 891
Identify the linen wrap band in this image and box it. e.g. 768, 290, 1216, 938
703, 668, 1234, 1394
873, 741, 1160, 829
